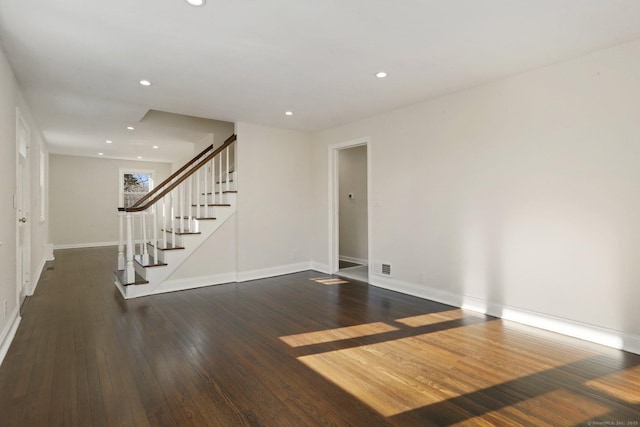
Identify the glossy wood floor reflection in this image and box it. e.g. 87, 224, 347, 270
1, 247, 639, 426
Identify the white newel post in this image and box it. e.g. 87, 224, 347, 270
125, 213, 135, 283
117, 212, 125, 270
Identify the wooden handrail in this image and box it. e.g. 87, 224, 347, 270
129, 135, 234, 209
124, 134, 236, 212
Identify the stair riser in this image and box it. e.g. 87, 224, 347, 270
130, 199, 235, 288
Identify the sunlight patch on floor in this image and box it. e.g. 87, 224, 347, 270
584, 365, 640, 404
296, 321, 592, 417
280, 322, 398, 347
309, 277, 350, 285
395, 309, 468, 327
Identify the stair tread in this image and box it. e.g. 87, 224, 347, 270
148, 242, 185, 251
115, 270, 149, 286
201, 191, 238, 195
134, 254, 167, 268
194, 217, 217, 220
162, 228, 201, 235
174, 216, 217, 220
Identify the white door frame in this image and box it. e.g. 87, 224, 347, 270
327, 137, 372, 275
16, 108, 31, 302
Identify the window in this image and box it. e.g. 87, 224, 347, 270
119, 169, 154, 208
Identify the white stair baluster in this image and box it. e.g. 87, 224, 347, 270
188, 175, 193, 231
218, 152, 223, 204
209, 157, 216, 209
162, 196, 167, 249
233, 141, 237, 191
153, 206, 158, 262
171, 191, 176, 247
196, 169, 201, 220
209, 157, 216, 211
226, 145, 230, 193
204, 162, 209, 218
179, 183, 185, 233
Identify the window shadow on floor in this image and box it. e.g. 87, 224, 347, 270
388, 353, 640, 425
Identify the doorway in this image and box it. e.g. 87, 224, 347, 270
329, 138, 370, 283
16, 108, 31, 304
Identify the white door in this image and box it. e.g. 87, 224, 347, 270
16, 109, 31, 303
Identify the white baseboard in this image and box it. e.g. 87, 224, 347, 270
30, 256, 48, 296
237, 262, 312, 283
155, 272, 238, 295
339, 255, 367, 265
0, 307, 21, 367
310, 262, 330, 274
370, 274, 640, 356
54, 241, 118, 250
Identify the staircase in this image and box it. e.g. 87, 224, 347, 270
114, 135, 237, 299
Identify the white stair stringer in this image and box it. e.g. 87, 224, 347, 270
116, 193, 237, 299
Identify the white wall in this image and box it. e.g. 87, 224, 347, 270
311, 39, 640, 351
49, 155, 171, 247
0, 45, 50, 364
339, 145, 368, 263
166, 215, 237, 281
235, 122, 312, 277
163, 122, 311, 284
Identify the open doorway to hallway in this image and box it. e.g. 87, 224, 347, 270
330, 141, 369, 283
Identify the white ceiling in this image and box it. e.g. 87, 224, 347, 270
1, 0, 640, 162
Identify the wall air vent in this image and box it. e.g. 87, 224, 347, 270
381, 263, 391, 275
373, 261, 392, 277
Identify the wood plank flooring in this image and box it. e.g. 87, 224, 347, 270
0, 246, 638, 426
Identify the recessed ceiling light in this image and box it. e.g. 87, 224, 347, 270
106, 140, 112, 144
137, 156, 142, 159
98, 152, 104, 156
186, 0, 206, 6
285, 111, 293, 116
127, 126, 135, 130
152, 145, 159, 149
376, 71, 388, 78
139, 80, 151, 86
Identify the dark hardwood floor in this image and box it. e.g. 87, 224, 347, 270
1, 246, 638, 426
338, 260, 361, 269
